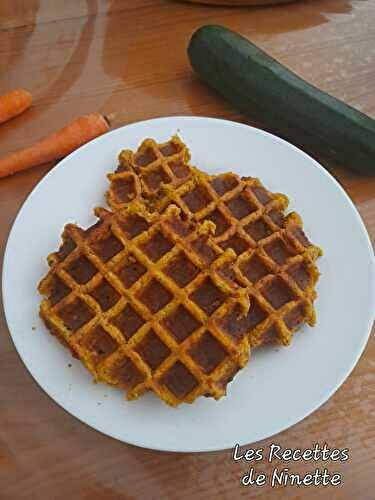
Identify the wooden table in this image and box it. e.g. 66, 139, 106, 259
0, 1, 374, 498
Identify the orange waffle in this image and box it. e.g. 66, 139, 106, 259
38, 202, 251, 406
152, 169, 322, 346
107, 141, 321, 347
107, 136, 192, 211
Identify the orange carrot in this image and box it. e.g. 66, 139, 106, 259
0, 89, 32, 124
0, 112, 110, 179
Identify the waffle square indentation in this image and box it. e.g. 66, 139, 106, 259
226, 194, 256, 220
111, 356, 145, 388
203, 209, 230, 236
220, 234, 249, 256
117, 255, 147, 289
160, 141, 181, 157
90, 279, 120, 311
143, 168, 170, 191
82, 326, 118, 361
182, 185, 212, 213
138, 279, 172, 313
160, 361, 198, 399
219, 301, 267, 342
112, 177, 137, 204
287, 261, 311, 291
188, 332, 227, 374
58, 298, 94, 332
264, 238, 295, 266
111, 304, 145, 339
210, 174, 238, 196
240, 254, 270, 284
48, 276, 71, 306
140, 231, 173, 262
169, 159, 190, 178
190, 278, 226, 316
244, 218, 273, 242
91, 233, 123, 262
135, 329, 170, 371
163, 305, 202, 343
119, 213, 150, 240
66, 255, 97, 284
163, 252, 199, 287
262, 277, 296, 310
135, 147, 157, 167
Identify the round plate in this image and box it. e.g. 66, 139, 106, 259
3, 117, 374, 452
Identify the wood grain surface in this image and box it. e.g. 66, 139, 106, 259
0, 1, 374, 499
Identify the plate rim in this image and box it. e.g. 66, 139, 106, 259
2, 115, 375, 453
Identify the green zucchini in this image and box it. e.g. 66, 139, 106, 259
188, 25, 375, 175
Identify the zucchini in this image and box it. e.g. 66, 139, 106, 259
188, 25, 375, 175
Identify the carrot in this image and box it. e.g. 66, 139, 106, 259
0, 112, 110, 179
0, 89, 32, 124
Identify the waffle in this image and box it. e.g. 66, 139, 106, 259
153, 169, 322, 346
107, 140, 322, 347
107, 136, 192, 211
38, 202, 251, 406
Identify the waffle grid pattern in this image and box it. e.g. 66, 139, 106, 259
107, 142, 322, 348
39, 136, 322, 406
152, 169, 322, 346
39, 203, 251, 406
107, 136, 192, 211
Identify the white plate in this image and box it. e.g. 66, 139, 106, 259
2, 117, 374, 453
